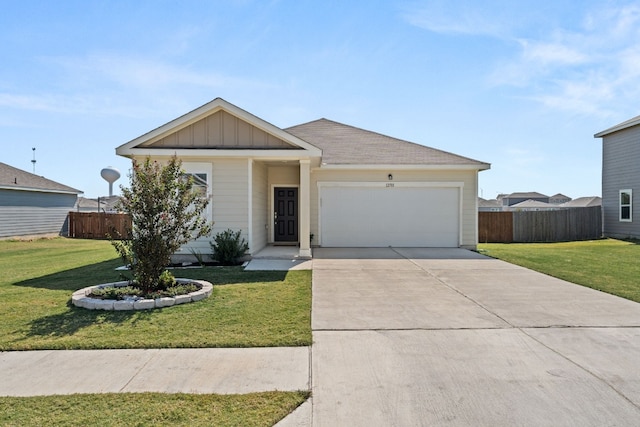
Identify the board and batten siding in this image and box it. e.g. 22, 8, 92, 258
602, 127, 640, 238
150, 110, 294, 149
310, 169, 479, 248
0, 189, 78, 238
251, 160, 268, 253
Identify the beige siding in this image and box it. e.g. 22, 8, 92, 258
251, 161, 268, 253
135, 157, 250, 257
212, 159, 249, 236
310, 169, 479, 248
149, 111, 297, 149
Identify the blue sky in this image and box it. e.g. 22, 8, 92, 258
2, 0, 639, 199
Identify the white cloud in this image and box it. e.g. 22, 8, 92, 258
0, 53, 277, 119
402, 1, 513, 37
493, 3, 640, 117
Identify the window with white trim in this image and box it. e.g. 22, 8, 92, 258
183, 173, 208, 198
619, 189, 632, 222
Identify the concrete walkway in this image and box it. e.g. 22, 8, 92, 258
310, 247, 640, 426
0, 347, 310, 396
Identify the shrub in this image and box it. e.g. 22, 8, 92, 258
210, 229, 249, 265
157, 270, 176, 290
89, 286, 142, 300
110, 156, 212, 294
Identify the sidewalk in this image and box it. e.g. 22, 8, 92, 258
0, 347, 310, 396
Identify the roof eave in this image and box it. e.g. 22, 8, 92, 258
315, 163, 491, 171
0, 185, 83, 195
594, 116, 640, 138
117, 147, 322, 160
116, 98, 323, 156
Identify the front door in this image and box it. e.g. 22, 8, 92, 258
274, 187, 298, 242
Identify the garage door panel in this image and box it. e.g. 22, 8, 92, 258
320, 186, 459, 247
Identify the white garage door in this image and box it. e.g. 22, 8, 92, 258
319, 184, 460, 247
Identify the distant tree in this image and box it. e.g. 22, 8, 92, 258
111, 156, 212, 294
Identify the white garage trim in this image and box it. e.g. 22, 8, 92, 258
317, 181, 464, 247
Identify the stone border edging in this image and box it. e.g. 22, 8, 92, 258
71, 279, 213, 311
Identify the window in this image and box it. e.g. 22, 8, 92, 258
183, 173, 208, 197
620, 189, 632, 222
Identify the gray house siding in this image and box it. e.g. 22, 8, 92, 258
601, 127, 640, 238
0, 189, 78, 238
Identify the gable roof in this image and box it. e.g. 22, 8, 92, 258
117, 98, 322, 158
0, 162, 82, 194
285, 118, 490, 169
559, 196, 602, 208
478, 197, 501, 208
510, 199, 555, 209
506, 192, 548, 199
594, 114, 640, 138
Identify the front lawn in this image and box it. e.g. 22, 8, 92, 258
0, 238, 312, 350
479, 239, 640, 303
0, 391, 309, 427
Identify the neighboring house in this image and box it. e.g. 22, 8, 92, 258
559, 196, 601, 208
507, 199, 558, 211
478, 197, 502, 212
0, 162, 82, 238
76, 196, 121, 212
549, 193, 571, 204
76, 197, 108, 212
501, 192, 549, 207
595, 116, 640, 238
115, 98, 490, 257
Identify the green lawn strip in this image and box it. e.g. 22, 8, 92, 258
0, 391, 310, 427
0, 238, 312, 350
479, 239, 640, 303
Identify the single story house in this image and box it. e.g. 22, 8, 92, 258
116, 98, 490, 257
500, 192, 549, 207
595, 116, 640, 239
0, 162, 82, 238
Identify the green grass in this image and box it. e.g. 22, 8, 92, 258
0, 238, 312, 350
0, 391, 310, 427
479, 239, 640, 303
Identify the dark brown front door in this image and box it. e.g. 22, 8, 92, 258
274, 187, 298, 242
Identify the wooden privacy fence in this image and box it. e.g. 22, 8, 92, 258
479, 206, 602, 243
68, 212, 131, 239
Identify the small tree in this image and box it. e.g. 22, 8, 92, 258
112, 156, 212, 294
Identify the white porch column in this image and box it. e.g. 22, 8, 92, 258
298, 159, 312, 258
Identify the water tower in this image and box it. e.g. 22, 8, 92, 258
100, 167, 121, 197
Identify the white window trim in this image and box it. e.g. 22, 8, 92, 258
619, 189, 632, 222
182, 162, 213, 221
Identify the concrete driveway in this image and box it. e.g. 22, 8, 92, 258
310, 247, 640, 426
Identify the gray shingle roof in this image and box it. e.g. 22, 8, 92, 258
0, 162, 82, 194
507, 192, 548, 199
285, 118, 489, 168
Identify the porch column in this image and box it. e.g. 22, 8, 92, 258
299, 159, 312, 258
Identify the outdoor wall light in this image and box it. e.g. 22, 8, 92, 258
388, 174, 393, 181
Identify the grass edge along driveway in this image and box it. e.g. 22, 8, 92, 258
479, 238, 640, 303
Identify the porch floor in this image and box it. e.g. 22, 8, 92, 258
245, 245, 313, 271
